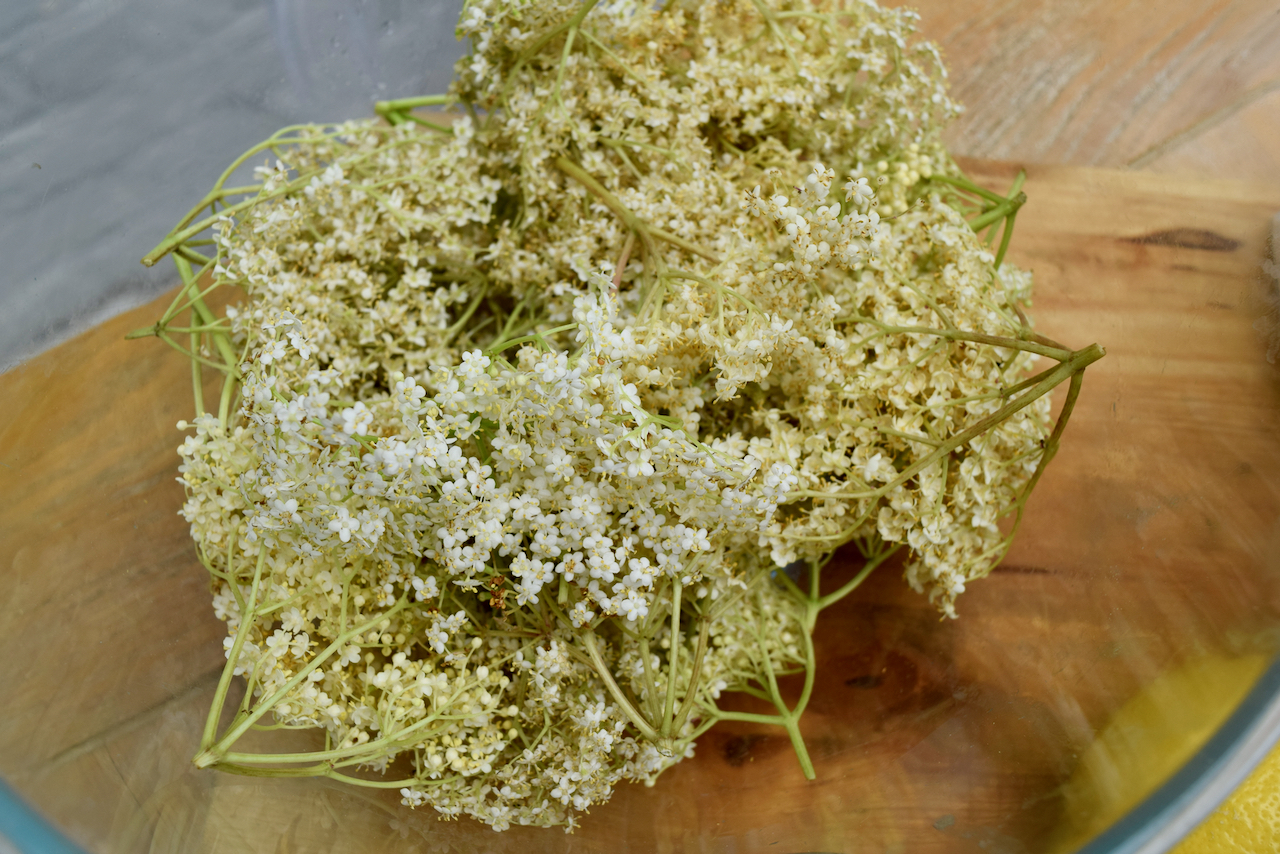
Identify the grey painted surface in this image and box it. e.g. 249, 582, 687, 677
0, 0, 465, 371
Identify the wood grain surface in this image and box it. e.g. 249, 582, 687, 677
2, 161, 1279, 853
906, 0, 1280, 186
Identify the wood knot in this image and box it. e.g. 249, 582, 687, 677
721, 733, 767, 767
1124, 228, 1240, 252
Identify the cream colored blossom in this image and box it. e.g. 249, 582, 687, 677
158, 0, 1077, 831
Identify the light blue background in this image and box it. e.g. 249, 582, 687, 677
0, 0, 465, 371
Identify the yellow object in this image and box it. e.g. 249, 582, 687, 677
1173, 736, 1280, 853
1050, 653, 1270, 853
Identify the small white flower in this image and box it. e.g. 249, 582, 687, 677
328, 507, 358, 543
260, 338, 287, 365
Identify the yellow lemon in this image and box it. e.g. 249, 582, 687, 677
1174, 736, 1280, 853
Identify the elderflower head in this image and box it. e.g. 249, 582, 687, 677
154, 0, 1101, 833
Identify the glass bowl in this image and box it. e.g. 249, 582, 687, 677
3, 3, 1280, 852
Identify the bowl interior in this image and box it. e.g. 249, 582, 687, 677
1, 161, 1279, 853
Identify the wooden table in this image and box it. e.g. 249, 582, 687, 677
911, 0, 1280, 186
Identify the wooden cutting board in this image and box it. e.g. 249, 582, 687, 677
2, 161, 1279, 854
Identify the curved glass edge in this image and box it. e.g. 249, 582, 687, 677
1075, 655, 1280, 854
0, 779, 85, 854
3, 661, 1278, 854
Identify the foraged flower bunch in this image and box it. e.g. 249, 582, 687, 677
173, 286, 809, 830
138, 0, 1102, 832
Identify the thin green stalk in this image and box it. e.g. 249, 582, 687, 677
553, 157, 722, 263
212, 762, 341, 779
374, 94, 451, 116
218, 719, 451, 766
217, 362, 238, 429
143, 163, 333, 266
749, 0, 801, 73
159, 266, 222, 326
486, 322, 578, 355
1001, 367, 1086, 542
754, 590, 815, 778
713, 709, 787, 726
814, 544, 902, 612
175, 255, 238, 370
781, 343, 1105, 535
670, 615, 710, 734
993, 210, 1018, 269
196, 597, 410, 766
774, 566, 808, 599
190, 328, 205, 417
328, 771, 457, 789
581, 631, 660, 742
736, 684, 774, 703
790, 624, 818, 723
174, 244, 213, 266
397, 113, 455, 134
899, 277, 957, 330
201, 548, 268, 750
662, 269, 761, 314
928, 172, 1007, 205
661, 577, 682, 737
835, 316, 1073, 362
553, 24, 578, 107
501, 0, 602, 110
577, 29, 646, 85
638, 638, 662, 724
154, 332, 230, 373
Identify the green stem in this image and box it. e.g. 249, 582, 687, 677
217, 718, 450, 766
993, 210, 1018, 269
713, 709, 787, 726
501, 0, 601, 109
486, 322, 578, 355
175, 255, 238, 370
749, 0, 801, 73
737, 684, 774, 703
200, 548, 268, 751
327, 771, 449, 789
577, 29, 646, 85
374, 94, 451, 114
751, 590, 816, 779
638, 637, 662, 723
815, 544, 901, 612
196, 597, 409, 766
792, 624, 818, 718
553, 157, 722, 263
970, 193, 1026, 231
143, 163, 332, 266
581, 631, 660, 742
190, 328, 205, 417
553, 24, 578, 106
661, 577, 682, 737
670, 615, 710, 734
1002, 367, 1086, 542
662, 269, 761, 313
928, 172, 1007, 204
781, 343, 1105, 537
836, 317, 1072, 362
396, 113, 454, 134
155, 332, 227, 372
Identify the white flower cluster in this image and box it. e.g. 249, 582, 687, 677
178, 284, 807, 828
165, 0, 1065, 832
